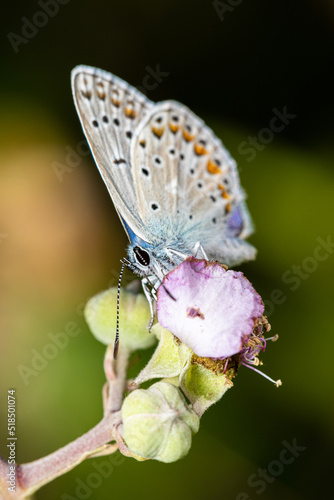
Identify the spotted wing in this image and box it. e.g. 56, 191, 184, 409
71, 65, 155, 243
130, 100, 256, 265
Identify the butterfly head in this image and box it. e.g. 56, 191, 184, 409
120, 215, 169, 282
124, 243, 164, 282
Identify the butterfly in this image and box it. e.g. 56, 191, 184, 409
71, 65, 256, 334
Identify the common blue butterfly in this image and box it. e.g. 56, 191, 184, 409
71, 66, 256, 327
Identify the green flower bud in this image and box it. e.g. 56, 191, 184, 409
84, 286, 156, 351
122, 381, 199, 463
180, 357, 233, 417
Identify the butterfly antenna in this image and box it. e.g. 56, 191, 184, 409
113, 260, 126, 359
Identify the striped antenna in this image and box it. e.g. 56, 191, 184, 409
113, 260, 126, 359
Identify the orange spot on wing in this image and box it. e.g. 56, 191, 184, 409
225, 202, 232, 213
207, 160, 222, 174
97, 90, 106, 100
124, 107, 137, 119
183, 129, 195, 142
152, 126, 164, 138
111, 98, 121, 107
218, 183, 230, 199
169, 123, 180, 134
194, 143, 208, 156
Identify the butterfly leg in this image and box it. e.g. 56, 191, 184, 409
141, 277, 156, 331
166, 247, 188, 265
193, 241, 208, 260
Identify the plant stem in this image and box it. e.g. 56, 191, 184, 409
0, 345, 130, 499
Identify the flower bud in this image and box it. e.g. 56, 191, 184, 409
84, 285, 156, 351
180, 357, 233, 416
121, 381, 199, 463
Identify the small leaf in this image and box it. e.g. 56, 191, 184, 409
134, 327, 191, 385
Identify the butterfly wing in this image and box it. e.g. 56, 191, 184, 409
130, 100, 256, 265
71, 65, 156, 243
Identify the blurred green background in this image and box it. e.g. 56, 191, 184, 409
1, 0, 333, 499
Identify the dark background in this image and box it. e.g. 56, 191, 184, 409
1, 1, 333, 499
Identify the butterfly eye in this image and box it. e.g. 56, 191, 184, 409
133, 246, 150, 267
